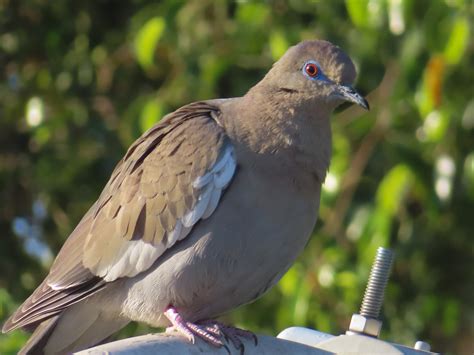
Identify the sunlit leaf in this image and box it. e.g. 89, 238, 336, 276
33, 126, 51, 147
422, 110, 449, 142
363, 210, 391, 261
236, 3, 269, 26
444, 16, 469, 65
139, 99, 162, 133
331, 132, 350, 174
336, 271, 358, 289
279, 265, 299, 297
134, 17, 165, 70
345, 0, 369, 28
269, 31, 289, 61
0, 331, 29, 355
346, 206, 371, 242
376, 164, 414, 217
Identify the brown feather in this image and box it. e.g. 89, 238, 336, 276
3, 101, 234, 333
82, 104, 230, 277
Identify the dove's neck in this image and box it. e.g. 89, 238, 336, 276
220, 90, 333, 184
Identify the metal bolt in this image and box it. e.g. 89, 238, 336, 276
360, 247, 394, 319
348, 247, 394, 337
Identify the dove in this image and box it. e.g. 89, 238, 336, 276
2, 40, 368, 354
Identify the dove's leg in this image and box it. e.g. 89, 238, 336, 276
164, 307, 223, 346
164, 306, 257, 351
199, 319, 258, 351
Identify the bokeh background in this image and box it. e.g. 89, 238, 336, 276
0, 1, 473, 354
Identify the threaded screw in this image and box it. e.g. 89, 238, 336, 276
360, 247, 394, 319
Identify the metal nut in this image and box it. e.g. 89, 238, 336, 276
414, 341, 431, 351
348, 314, 382, 337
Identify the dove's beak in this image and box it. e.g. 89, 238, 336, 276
334, 84, 369, 110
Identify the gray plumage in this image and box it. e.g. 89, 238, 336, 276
2, 40, 368, 354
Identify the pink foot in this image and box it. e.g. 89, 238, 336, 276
200, 319, 258, 351
164, 307, 258, 352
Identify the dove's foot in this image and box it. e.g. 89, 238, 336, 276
164, 307, 223, 347
164, 307, 257, 352
199, 319, 258, 351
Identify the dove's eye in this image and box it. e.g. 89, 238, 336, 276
302, 60, 322, 80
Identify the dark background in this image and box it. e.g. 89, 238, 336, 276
0, 1, 473, 354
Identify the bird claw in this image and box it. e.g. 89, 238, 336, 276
164, 307, 257, 352
202, 323, 223, 337
199, 319, 258, 350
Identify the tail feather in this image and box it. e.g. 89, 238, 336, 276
18, 315, 60, 355
16, 301, 128, 354
49, 312, 128, 354
2, 278, 104, 333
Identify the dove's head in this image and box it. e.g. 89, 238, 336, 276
260, 40, 369, 111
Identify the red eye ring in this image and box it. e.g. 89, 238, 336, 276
304, 63, 319, 77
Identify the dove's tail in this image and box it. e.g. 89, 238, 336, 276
17, 300, 129, 355
18, 315, 59, 355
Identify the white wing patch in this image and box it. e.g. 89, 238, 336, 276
179, 144, 236, 233
101, 239, 166, 282
181, 186, 213, 228
75, 144, 237, 283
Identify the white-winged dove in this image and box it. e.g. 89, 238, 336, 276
2, 40, 368, 354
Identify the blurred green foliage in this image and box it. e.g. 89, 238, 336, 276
0, 0, 473, 354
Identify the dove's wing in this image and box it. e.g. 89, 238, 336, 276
3, 101, 237, 332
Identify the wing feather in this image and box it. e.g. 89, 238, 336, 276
3, 101, 238, 333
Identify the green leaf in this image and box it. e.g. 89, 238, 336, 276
278, 265, 299, 297
400, 29, 423, 69
0, 331, 29, 355
345, 0, 369, 28
236, 3, 269, 26
422, 110, 449, 142
444, 16, 470, 65
442, 299, 460, 336
139, 99, 162, 133
376, 164, 414, 217
292, 277, 310, 325
463, 152, 474, 198
134, 17, 165, 70
336, 271, 358, 289
269, 31, 289, 61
